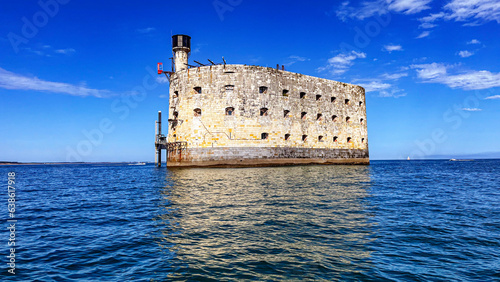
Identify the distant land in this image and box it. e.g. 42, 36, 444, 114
0, 162, 151, 166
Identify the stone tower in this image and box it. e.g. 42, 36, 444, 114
172, 34, 191, 72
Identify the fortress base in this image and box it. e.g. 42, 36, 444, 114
167, 147, 369, 167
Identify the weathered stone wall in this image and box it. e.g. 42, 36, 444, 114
167, 64, 369, 166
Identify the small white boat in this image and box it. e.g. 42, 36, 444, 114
129, 162, 146, 165
449, 159, 457, 161
407, 156, 410, 160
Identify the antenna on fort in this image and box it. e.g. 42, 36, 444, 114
208, 59, 216, 65
222, 56, 226, 66
194, 60, 207, 66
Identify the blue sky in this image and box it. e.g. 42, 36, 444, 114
1, 0, 499, 162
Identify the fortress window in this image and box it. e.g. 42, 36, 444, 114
173, 91, 179, 98
260, 108, 268, 116
346, 116, 351, 123
360, 118, 364, 124
317, 113, 323, 121
284, 110, 290, 118
301, 112, 307, 120
282, 89, 289, 96
259, 86, 268, 94
318, 135, 324, 142
261, 133, 269, 140
173, 111, 179, 119
194, 108, 202, 117
194, 87, 202, 94
347, 137, 352, 143
345, 99, 350, 105
362, 138, 365, 143
225, 107, 235, 116
316, 95, 321, 101
333, 136, 338, 142
284, 134, 291, 141
300, 92, 306, 99
332, 115, 338, 122
302, 135, 308, 142
331, 97, 336, 103
225, 85, 234, 92
359, 101, 363, 106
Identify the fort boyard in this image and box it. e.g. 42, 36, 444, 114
155, 35, 369, 167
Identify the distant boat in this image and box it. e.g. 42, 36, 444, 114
407, 156, 410, 160
449, 159, 457, 161
129, 162, 146, 165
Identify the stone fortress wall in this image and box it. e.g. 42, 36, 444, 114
166, 64, 369, 167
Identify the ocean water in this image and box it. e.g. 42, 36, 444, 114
1, 160, 499, 281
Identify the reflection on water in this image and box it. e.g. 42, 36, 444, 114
156, 165, 374, 280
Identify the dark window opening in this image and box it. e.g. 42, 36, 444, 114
359, 101, 363, 106
301, 112, 307, 120
360, 118, 364, 124
194, 108, 202, 117
259, 86, 268, 94
302, 135, 308, 142
346, 116, 351, 123
347, 137, 352, 143
261, 133, 269, 140
318, 135, 324, 142
300, 92, 306, 99
225, 85, 234, 91
361, 138, 365, 143
345, 99, 350, 105
225, 107, 235, 116
173, 111, 178, 119
331, 97, 336, 103
284, 134, 291, 141
316, 95, 321, 101
173, 91, 179, 98
260, 108, 268, 116
317, 113, 323, 121
284, 110, 290, 118
194, 87, 202, 94
333, 136, 338, 142
282, 89, 289, 96
332, 115, 338, 122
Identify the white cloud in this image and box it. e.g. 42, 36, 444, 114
318, 51, 366, 75
137, 27, 155, 33
461, 108, 482, 111
361, 81, 392, 92
379, 87, 407, 98
0, 67, 112, 98
336, 0, 431, 20
55, 48, 76, 55
458, 50, 474, 57
381, 72, 408, 80
411, 63, 500, 90
416, 31, 430, 38
284, 55, 309, 66
485, 95, 500, 99
383, 45, 403, 52
418, 0, 500, 27
467, 39, 481, 44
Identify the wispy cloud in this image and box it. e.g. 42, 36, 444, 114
54, 48, 76, 55
283, 55, 310, 67
383, 44, 403, 52
467, 39, 481, 44
0, 67, 112, 98
381, 72, 408, 80
360, 80, 392, 92
418, 0, 500, 28
485, 95, 500, 99
335, 0, 431, 21
458, 50, 474, 57
137, 27, 155, 33
411, 63, 500, 90
461, 108, 482, 111
318, 51, 366, 75
416, 31, 430, 38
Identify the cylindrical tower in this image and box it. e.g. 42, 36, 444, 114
172, 34, 191, 72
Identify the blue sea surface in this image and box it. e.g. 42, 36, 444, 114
1, 160, 499, 281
